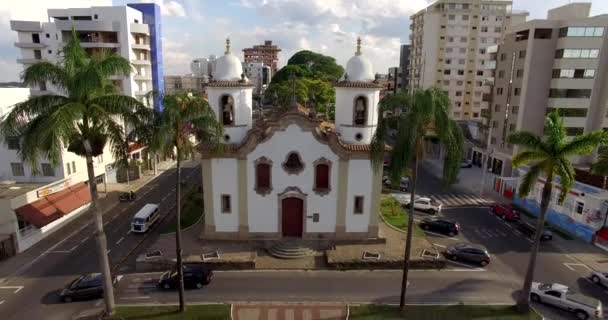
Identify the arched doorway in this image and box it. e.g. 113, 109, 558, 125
281, 197, 303, 237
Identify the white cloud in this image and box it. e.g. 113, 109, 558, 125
137, 0, 186, 17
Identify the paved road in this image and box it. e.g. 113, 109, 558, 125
0, 161, 201, 320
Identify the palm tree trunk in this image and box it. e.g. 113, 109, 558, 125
399, 141, 420, 311
518, 172, 553, 312
175, 135, 186, 312
83, 139, 115, 316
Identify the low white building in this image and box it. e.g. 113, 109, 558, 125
200, 38, 383, 240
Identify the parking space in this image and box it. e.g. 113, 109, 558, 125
0, 285, 24, 306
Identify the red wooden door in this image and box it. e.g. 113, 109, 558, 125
282, 197, 303, 237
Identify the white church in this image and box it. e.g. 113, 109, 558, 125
200, 38, 384, 240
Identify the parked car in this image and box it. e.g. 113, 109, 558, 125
419, 218, 460, 237
406, 197, 442, 214
590, 271, 608, 287
119, 191, 136, 202
490, 203, 521, 221
461, 159, 473, 168
383, 176, 409, 191
158, 263, 213, 290
530, 282, 603, 320
516, 221, 553, 241
60, 273, 118, 303
445, 243, 491, 266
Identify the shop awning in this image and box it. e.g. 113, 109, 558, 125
15, 182, 92, 229
15, 198, 61, 228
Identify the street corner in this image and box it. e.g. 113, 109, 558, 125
232, 303, 348, 320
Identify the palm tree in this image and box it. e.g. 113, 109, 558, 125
370, 88, 464, 311
508, 111, 605, 312
147, 92, 222, 312
0, 31, 150, 316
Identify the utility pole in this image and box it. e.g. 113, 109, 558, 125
479, 124, 493, 197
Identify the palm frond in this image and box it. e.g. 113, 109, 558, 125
508, 131, 548, 153
544, 111, 567, 153
592, 152, 608, 175
554, 158, 575, 204
517, 163, 544, 199
511, 150, 549, 168
22, 62, 67, 90
92, 50, 133, 78
560, 130, 605, 157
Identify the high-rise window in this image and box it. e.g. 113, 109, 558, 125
559, 27, 604, 38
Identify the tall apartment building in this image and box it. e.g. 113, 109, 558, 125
10, 3, 164, 109
164, 75, 207, 95
487, 2, 608, 176
243, 40, 281, 74
243, 62, 272, 98
399, 44, 411, 91
409, 0, 528, 121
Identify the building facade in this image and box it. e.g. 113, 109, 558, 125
164, 75, 207, 95
488, 3, 608, 176
200, 39, 382, 240
399, 44, 411, 91
409, 0, 528, 121
243, 40, 281, 74
10, 3, 164, 109
243, 62, 272, 98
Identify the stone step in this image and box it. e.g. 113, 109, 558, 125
269, 242, 315, 259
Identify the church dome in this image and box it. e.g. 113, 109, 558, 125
213, 38, 243, 82
343, 37, 374, 82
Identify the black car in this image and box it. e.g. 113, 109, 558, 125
60, 273, 115, 303
516, 221, 553, 241
158, 264, 213, 290
445, 243, 491, 266
419, 218, 460, 237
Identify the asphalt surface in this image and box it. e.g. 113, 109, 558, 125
2, 164, 608, 320
0, 161, 201, 320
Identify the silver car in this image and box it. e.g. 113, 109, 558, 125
590, 271, 608, 287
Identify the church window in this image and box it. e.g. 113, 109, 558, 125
254, 157, 273, 195
220, 95, 235, 126
312, 213, 320, 223
282, 152, 304, 175
354, 196, 364, 214
221, 194, 231, 213
313, 158, 331, 195
353, 96, 368, 125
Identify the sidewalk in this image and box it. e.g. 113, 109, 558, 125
0, 159, 176, 284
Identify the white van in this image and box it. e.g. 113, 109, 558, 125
131, 204, 160, 233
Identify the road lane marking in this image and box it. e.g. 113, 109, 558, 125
432, 243, 446, 248
107, 249, 112, 254
95, 300, 102, 307
69, 245, 78, 251
127, 230, 132, 235
80, 237, 89, 244
564, 262, 591, 271
0, 286, 24, 293
445, 260, 485, 271
116, 237, 125, 245
48, 250, 71, 253
122, 296, 151, 300
423, 230, 459, 240
0, 300, 4, 305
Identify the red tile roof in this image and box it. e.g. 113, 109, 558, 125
15, 198, 60, 228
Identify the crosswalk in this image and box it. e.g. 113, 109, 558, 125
428, 193, 494, 207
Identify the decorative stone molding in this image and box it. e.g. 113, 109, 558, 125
254, 156, 273, 196
313, 157, 332, 196
282, 151, 305, 175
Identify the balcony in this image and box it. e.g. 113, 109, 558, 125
131, 59, 151, 65
133, 74, 152, 81
17, 58, 46, 64
130, 23, 149, 34
10, 20, 42, 32
80, 42, 120, 49
55, 20, 118, 32
132, 43, 150, 50
14, 42, 46, 49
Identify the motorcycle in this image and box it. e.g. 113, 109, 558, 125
119, 191, 136, 202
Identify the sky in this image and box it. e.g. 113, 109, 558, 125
0, 0, 607, 82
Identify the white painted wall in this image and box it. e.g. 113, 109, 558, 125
207, 86, 253, 144
345, 159, 373, 232
246, 124, 340, 234
210, 158, 239, 232
334, 87, 380, 144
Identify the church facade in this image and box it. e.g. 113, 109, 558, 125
200, 39, 384, 240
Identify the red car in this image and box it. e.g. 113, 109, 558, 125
490, 204, 520, 221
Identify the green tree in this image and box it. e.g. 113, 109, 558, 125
370, 88, 464, 312
508, 111, 605, 312
286, 50, 345, 82
304, 79, 335, 119
270, 65, 313, 84
147, 92, 222, 312
265, 79, 310, 108
0, 30, 150, 316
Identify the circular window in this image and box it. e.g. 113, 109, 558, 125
355, 133, 363, 141
224, 134, 231, 142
